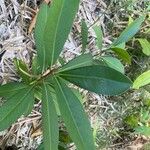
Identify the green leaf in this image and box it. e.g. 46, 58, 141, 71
31, 56, 41, 75
14, 59, 31, 83
133, 70, 150, 89
0, 82, 29, 97
54, 77, 95, 150
100, 56, 125, 74
41, 83, 59, 150
111, 47, 131, 64
71, 88, 85, 104
137, 39, 150, 56
112, 16, 145, 46
43, 0, 80, 70
93, 25, 103, 50
0, 85, 34, 131
34, 2, 49, 73
81, 20, 88, 53
115, 42, 126, 49
38, 143, 65, 150
59, 54, 93, 72
58, 65, 132, 96
135, 126, 150, 136
37, 143, 44, 150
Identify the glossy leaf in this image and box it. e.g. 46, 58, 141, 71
0, 85, 34, 131
133, 70, 150, 89
112, 16, 145, 46
42, 83, 59, 150
100, 56, 125, 73
58, 65, 132, 96
81, 20, 88, 52
93, 25, 103, 50
137, 39, 150, 56
54, 77, 95, 150
111, 47, 131, 64
59, 54, 93, 72
34, 2, 49, 72
43, 0, 80, 69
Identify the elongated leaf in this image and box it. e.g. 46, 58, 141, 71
81, 20, 88, 52
54, 77, 95, 150
0, 82, 28, 97
111, 47, 131, 64
93, 26, 103, 50
112, 16, 145, 46
34, 3, 49, 72
0, 85, 34, 131
133, 70, 150, 89
58, 65, 132, 96
100, 56, 125, 73
42, 83, 59, 150
14, 59, 31, 83
24, 96, 34, 116
43, 0, 80, 69
137, 39, 150, 56
59, 54, 93, 72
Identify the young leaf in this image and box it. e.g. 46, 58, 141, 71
133, 70, 150, 89
112, 16, 145, 46
111, 47, 131, 64
0, 85, 34, 131
43, 0, 80, 69
100, 56, 125, 74
137, 39, 150, 56
54, 77, 95, 150
41, 83, 59, 150
34, 2, 49, 72
14, 59, 31, 83
58, 65, 132, 96
59, 54, 93, 72
81, 20, 88, 53
93, 25, 103, 50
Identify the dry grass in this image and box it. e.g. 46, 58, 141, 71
0, 0, 149, 149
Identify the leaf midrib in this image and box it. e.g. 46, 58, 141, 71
42, 7, 48, 72
43, 83, 52, 150
58, 73, 130, 84
55, 77, 85, 149
50, 0, 65, 67
0, 86, 27, 94
59, 59, 92, 72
